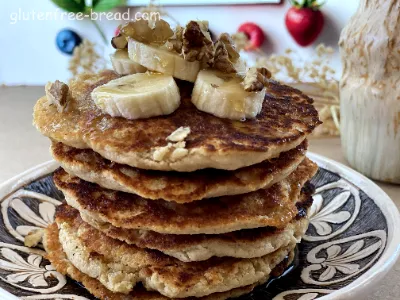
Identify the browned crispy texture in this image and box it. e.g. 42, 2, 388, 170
56, 184, 313, 253
33, 70, 321, 171
44, 222, 293, 300
51, 140, 308, 203
55, 205, 291, 275
53, 158, 318, 234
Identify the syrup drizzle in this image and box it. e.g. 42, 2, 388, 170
265, 245, 299, 289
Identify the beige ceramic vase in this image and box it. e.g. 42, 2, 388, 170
339, 0, 400, 184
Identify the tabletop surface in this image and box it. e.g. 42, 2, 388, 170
0, 86, 399, 299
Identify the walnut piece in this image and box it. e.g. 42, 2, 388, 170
111, 34, 128, 49
166, 25, 184, 53
24, 229, 44, 248
151, 19, 175, 45
213, 33, 241, 73
219, 33, 240, 62
182, 21, 214, 65
119, 19, 173, 46
231, 32, 250, 52
45, 80, 71, 112
243, 67, 271, 92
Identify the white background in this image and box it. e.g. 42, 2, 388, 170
0, 0, 359, 85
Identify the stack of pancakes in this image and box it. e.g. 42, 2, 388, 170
33, 70, 321, 300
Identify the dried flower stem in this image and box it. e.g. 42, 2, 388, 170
91, 19, 108, 45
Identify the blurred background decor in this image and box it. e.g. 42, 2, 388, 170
0, 0, 346, 139
339, 0, 400, 184
255, 44, 340, 138
0, 0, 358, 86
130, 0, 283, 4
285, 0, 325, 47
52, 0, 126, 45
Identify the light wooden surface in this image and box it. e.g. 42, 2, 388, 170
0, 86, 399, 299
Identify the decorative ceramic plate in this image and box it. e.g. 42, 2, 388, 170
0, 153, 398, 300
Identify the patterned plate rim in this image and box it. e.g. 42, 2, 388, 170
0, 153, 398, 300
307, 153, 400, 299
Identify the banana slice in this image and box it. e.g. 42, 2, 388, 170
110, 50, 147, 75
91, 73, 180, 120
191, 70, 265, 120
128, 38, 200, 82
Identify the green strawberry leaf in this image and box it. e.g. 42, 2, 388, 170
289, 0, 301, 6
312, 0, 326, 9
50, 0, 86, 13
92, 0, 126, 12
290, 0, 325, 9
307, 0, 325, 9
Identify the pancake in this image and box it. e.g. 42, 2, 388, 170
53, 158, 318, 234
76, 187, 313, 262
34, 70, 321, 172
51, 140, 307, 202
44, 222, 294, 300
52, 209, 295, 298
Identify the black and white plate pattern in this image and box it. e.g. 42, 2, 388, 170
0, 153, 398, 300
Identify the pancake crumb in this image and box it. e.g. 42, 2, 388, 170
166, 126, 191, 142
24, 229, 44, 247
171, 147, 189, 161
153, 143, 173, 161
153, 141, 188, 162
154, 128, 191, 162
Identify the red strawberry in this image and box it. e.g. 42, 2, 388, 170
238, 22, 265, 51
285, 0, 324, 47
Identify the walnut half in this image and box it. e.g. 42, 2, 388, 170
182, 21, 214, 65
243, 67, 272, 92
165, 25, 184, 53
111, 34, 128, 49
213, 33, 241, 74
45, 80, 71, 112
118, 19, 173, 46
